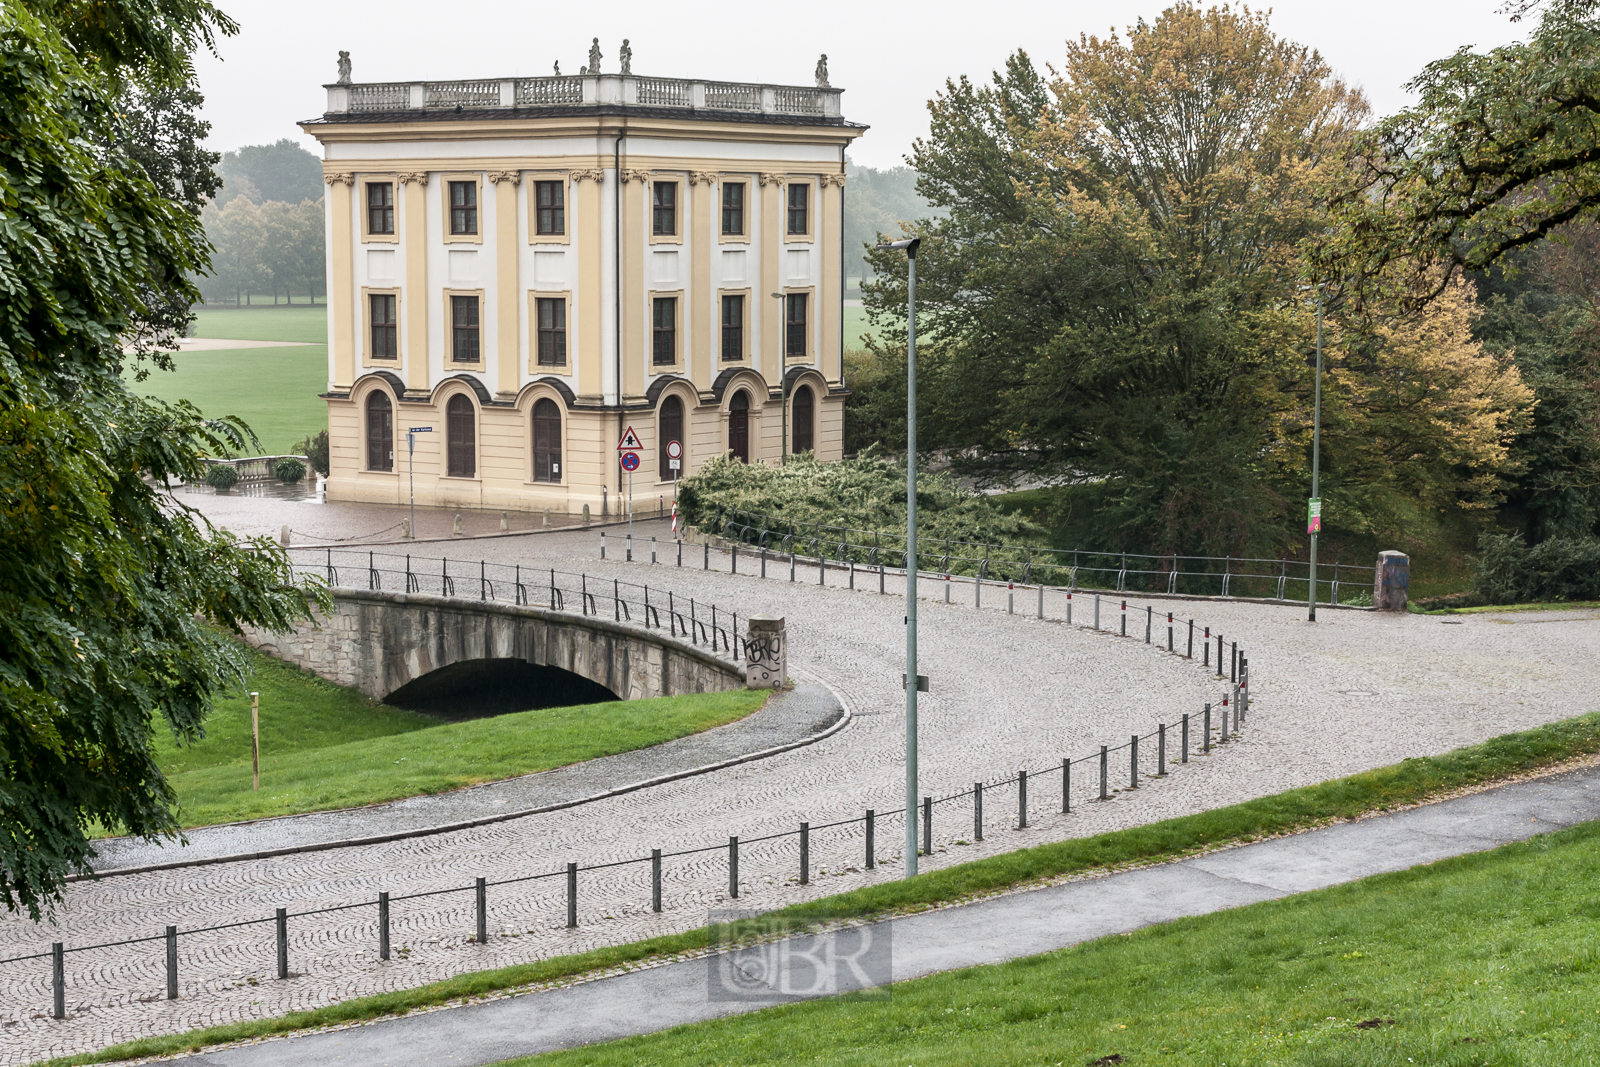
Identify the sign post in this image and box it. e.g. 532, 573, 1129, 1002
617, 426, 643, 551
407, 427, 432, 540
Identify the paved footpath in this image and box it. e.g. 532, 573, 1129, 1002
6, 512, 1600, 1064
162, 763, 1600, 1066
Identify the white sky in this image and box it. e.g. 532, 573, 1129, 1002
196, 0, 1530, 170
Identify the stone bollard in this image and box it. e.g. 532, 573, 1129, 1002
279, 524, 290, 547
453, 513, 463, 535
744, 615, 787, 688
543, 508, 551, 527
500, 511, 509, 532
582, 504, 591, 524
401, 518, 411, 539
1374, 550, 1410, 611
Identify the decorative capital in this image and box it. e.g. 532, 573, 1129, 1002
324, 171, 356, 186
399, 171, 429, 186
489, 169, 522, 185
622, 168, 652, 184
823, 174, 847, 187
689, 170, 718, 186
570, 168, 605, 184
758, 172, 782, 186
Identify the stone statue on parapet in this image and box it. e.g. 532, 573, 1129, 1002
620, 39, 633, 75
815, 54, 829, 88
588, 37, 603, 74
553, 60, 561, 76
336, 51, 352, 86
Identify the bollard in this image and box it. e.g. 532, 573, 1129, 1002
582, 503, 591, 525
1130, 735, 1139, 788
454, 513, 462, 535
1204, 703, 1212, 753
627, 532, 634, 562
1008, 583, 1014, 614
1223, 698, 1231, 742
1038, 583, 1044, 619
1067, 591, 1073, 625
677, 539, 683, 567
1168, 613, 1173, 652
544, 507, 551, 527
1182, 713, 1190, 763
728, 836, 739, 898
166, 926, 178, 999
567, 863, 578, 928
880, 563, 886, 594
1018, 769, 1028, 828
652, 536, 657, 564
1231, 641, 1237, 682
732, 543, 738, 573
974, 782, 984, 841
923, 795, 933, 856
800, 822, 810, 885
276, 908, 288, 979
1099, 746, 1108, 800
945, 574, 951, 602
52, 942, 65, 1019
1204, 627, 1210, 667
976, 577, 982, 609
1094, 594, 1100, 630
1217, 633, 1225, 676
476, 877, 488, 943
379, 893, 390, 961
651, 850, 662, 913
1158, 722, 1167, 776
761, 546, 767, 578
1187, 619, 1194, 659
601, 532, 606, 559
1145, 605, 1152, 643
501, 511, 509, 532
790, 551, 796, 582
850, 560, 856, 590
1062, 758, 1071, 813
819, 553, 825, 586
865, 810, 875, 869
1121, 600, 1127, 636
704, 542, 710, 570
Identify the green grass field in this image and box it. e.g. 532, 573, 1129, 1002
137, 645, 768, 830
128, 346, 328, 455
505, 819, 1600, 1067
192, 305, 327, 343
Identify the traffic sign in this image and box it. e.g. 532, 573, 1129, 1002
408, 426, 432, 433
666, 439, 682, 460
670, 458, 681, 471
620, 452, 641, 472
617, 425, 643, 451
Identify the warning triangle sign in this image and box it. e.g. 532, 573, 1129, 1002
616, 425, 643, 451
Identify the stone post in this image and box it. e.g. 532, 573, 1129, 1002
744, 614, 787, 688
1374, 551, 1410, 611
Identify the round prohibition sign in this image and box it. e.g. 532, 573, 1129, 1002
666, 439, 683, 460
620, 451, 641, 472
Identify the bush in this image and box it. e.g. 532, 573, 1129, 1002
273, 457, 307, 484
204, 464, 239, 490
293, 429, 329, 477
1473, 532, 1600, 604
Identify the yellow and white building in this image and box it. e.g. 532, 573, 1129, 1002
301, 65, 864, 515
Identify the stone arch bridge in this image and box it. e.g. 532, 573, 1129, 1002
242, 589, 744, 702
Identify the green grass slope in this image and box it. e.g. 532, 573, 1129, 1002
192, 305, 327, 343
126, 346, 327, 454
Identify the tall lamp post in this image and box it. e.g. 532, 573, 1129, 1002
1308, 289, 1324, 622
877, 236, 922, 877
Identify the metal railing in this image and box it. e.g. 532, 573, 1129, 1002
705, 507, 1376, 606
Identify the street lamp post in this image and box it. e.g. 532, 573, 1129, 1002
877, 236, 922, 877
1309, 291, 1323, 623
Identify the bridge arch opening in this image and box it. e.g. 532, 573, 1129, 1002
383, 659, 620, 721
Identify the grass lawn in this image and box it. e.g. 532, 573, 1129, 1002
505, 819, 1600, 1067
192, 305, 327, 343
135, 645, 769, 831
843, 305, 882, 348
126, 346, 328, 455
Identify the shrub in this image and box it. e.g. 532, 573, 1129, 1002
293, 429, 330, 477
1473, 532, 1600, 604
273, 457, 307, 484
204, 464, 239, 490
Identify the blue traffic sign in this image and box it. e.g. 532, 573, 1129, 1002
620, 452, 640, 472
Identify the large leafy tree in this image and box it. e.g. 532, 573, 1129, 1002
0, 0, 321, 917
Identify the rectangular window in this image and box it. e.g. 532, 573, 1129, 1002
536, 297, 567, 366
652, 181, 677, 236
785, 293, 807, 358
449, 180, 478, 235
721, 182, 745, 236
652, 297, 677, 365
367, 182, 394, 236
721, 294, 744, 361
369, 293, 397, 358
535, 181, 565, 235
451, 294, 480, 363
787, 184, 808, 236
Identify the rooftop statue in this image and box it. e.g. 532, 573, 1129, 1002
815, 54, 829, 89
336, 50, 352, 86
619, 39, 633, 76
588, 37, 603, 74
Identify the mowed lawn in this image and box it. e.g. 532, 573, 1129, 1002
507, 820, 1600, 1067
135, 645, 768, 830
126, 306, 328, 454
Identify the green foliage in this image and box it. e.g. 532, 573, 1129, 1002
841, 159, 936, 292
198, 194, 324, 305
52, 710, 1600, 1066
677, 450, 1045, 573
218, 138, 324, 205
203, 463, 238, 489
0, 0, 320, 916
272, 456, 306, 484
295, 427, 330, 477
1474, 532, 1600, 604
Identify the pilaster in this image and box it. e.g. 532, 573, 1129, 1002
491, 170, 522, 398
327, 172, 356, 390
401, 172, 430, 393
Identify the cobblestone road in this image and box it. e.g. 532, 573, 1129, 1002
3, 515, 1597, 1064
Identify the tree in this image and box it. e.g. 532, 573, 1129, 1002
1324, 0, 1600, 303
219, 138, 323, 205
842, 160, 936, 297
0, 0, 321, 917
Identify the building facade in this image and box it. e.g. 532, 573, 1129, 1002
301, 66, 865, 516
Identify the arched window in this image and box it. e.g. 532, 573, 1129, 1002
658, 394, 684, 481
366, 390, 393, 472
791, 385, 814, 455
532, 398, 561, 482
728, 390, 749, 463
446, 394, 475, 477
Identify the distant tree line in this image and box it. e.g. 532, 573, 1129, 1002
842, 160, 935, 298
197, 139, 325, 305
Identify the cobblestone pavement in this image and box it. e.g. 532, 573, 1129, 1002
4, 519, 1598, 1064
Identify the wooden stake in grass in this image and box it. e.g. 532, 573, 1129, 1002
251, 691, 261, 791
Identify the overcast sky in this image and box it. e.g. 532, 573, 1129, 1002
196, 0, 1530, 170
